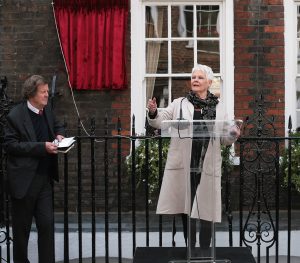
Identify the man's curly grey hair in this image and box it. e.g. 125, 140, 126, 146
191, 64, 214, 81
23, 75, 48, 100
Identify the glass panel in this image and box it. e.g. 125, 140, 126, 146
197, 5, 220, 37
172, 77, 191, 100
183, 5, 194, 38
146, 40, 168, 74
146, 77, 169, 107
171, 41, 194, 74
210, 76, 221, 98
171, 5, 192, 38
296, 78, 300, 109
147, 78, 193, 106
297, 6, 300, 38
197, 40, 220, 74
298, 41, 300, 74
145, 6, 168, 39
296, 110, 300, 130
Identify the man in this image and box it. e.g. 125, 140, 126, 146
4, 75, 65, 263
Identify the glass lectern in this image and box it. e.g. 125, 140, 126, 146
160, 119, 242, 263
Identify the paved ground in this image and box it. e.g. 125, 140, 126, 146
56, 256, 300, 263
53, 210, 300, 232
56, 257, 132, 263
260, 256, 300, 263
1, 210, 300, 262
55, 256, 300, 263
1, 229, 298, 262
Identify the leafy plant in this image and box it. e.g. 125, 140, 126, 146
125, 138, 170, 201
281, 131, 300, 192
221, 145, 235, 174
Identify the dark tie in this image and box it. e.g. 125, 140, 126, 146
38, 110, 43, 115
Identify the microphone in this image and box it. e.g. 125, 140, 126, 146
229, 125, 240, 138
230, 130, 238, 137
175, 97, 189, 130
177, 97, 186, 120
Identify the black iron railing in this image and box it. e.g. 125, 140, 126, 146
1, 124, 300, 263
0, 76, 13, 263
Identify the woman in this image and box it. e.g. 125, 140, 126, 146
147, 64, 240, 248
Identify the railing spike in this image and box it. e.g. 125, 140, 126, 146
90, 117, 96, 136
117, 116, 121, 133
104, 112, 108, 134
288, 115, 292, 132
132, 114, 135, 136
77, 118, 81, 136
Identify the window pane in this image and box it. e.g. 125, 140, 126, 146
171, 41, 194, 74
298, 6, 300, 38
146, 40, 168, 74
146, 77, 192, 106
146, 77, 169, 106
171, 5, 193, 38
210, 77, 221, 98
172, 77, 191, 100
297, 78, 300, 109
298, 41, 300, 74
144, 4, 223, 108
183, 6, 194, 38
197, 40, 220, 73
145, 6, 168, 39
197, 5, 220, 38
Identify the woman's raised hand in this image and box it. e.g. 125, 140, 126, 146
147, 97, 157, 114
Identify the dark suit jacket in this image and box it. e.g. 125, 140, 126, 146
4, 101, 65, 199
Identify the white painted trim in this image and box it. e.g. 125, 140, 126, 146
284, 0, 298, 132
142, 0, 222, 3
131, 1, 146, 135
223, 0, 234, 120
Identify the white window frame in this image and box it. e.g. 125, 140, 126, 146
284, 0, 299, 132
131, 0, 234, 135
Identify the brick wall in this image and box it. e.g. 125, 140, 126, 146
234, 0, 285, 135
0, 0, 132, 211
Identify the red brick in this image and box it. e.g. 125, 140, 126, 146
235, 26, 257, 33
234, 39, 254, 46
265, 53, 281, 60
264, 26, 284, 33
270, 60, 284, 67
235, 11, 253, 19
264, 39, 284, 46
234, 80, 255, 87
264, 67, 284, 74
267, 0, 283, 4
267, 109, 285, 115
266, 12, 284, 19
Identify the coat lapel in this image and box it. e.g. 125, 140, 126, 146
184, 99, 194, 119
44, 106, 55, 138
22, 104, 37, 141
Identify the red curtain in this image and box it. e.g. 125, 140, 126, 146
53, 0, 128, 90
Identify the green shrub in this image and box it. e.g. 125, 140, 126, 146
221, 145, 234, 174
125, 138, 170, 201
281, 131, 300, 192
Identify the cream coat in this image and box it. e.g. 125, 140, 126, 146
147, 97, 235, 222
